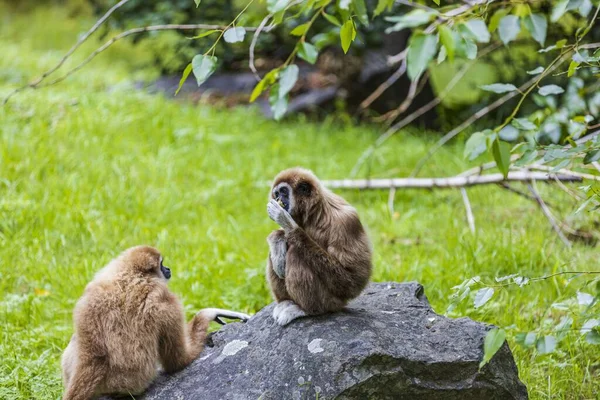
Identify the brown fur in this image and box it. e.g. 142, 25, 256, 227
267, 168, 372, 315
61, 246, 211, 400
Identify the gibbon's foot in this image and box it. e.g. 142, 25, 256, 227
272, 300, 306, 326
198, 308, 251, 325
267, 199, 297, 231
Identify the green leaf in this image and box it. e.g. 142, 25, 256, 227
340, 19, 356, 54
480, 83, 518, 93
492, 139, 511, 178
539, 39, 568, 53
474, 288, 494, 308
464, 131, 488, 160
223, 27, 246, 43
464, 39, 477, 60
298, 41, 319, 64
290, 23, 310, 36
438, 25, 455, 62
586, 329, 600, 345
555, 316, 573, 340
374, 0, 394, 17
480, 328, 506, 369
498, 15, 520, 45
322, 12, 341, 26
385, 10, 436, 33
523, 14, 547, 47
352, 0, 369, 26
175, 63, 193, 96
406, 32, 438, 81
459, 19, 490, 43
499, 125, 519, 141
278, 65, 298, 98
551, 0, 570, 22
512, 118, 537, 131
489, 9, 508, 32
568, 60, 580, 77
536, 335, 557, 354
538, 84, 564, 96
191, 54, 218, 87
249, 69, 279, 103
267, 0, 288, 13
269, 84, 288, 120
584, 150, 600, 164
338, 0, 351, 9
527, 66, 544, 75
189, 29, 220, 39
194, 0, 201, 7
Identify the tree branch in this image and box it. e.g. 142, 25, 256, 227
351, 43, 500, 177
28, 24, 266, 91
527, 180, 571, 247
460, 188, 476, 233
321, 171, 581, 190
2, 0, 132, 105
359, 52, 407, 110
410, 50, 574, 177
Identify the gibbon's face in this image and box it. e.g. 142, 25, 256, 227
159, 257, 171, 280
272, 177, 314, 217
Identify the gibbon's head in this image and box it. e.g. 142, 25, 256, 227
271, 167, 322, 219
120, 246, 172, 281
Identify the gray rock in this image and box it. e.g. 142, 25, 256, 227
133, 282, 528, 399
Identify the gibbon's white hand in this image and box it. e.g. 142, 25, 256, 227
267, 199, 297, 231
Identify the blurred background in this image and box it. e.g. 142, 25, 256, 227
1, 0, 599, 398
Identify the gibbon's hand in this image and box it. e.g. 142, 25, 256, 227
267, 199, 297, 231
198, 308, 251, 325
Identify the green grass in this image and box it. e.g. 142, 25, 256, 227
1, 3, 599, 399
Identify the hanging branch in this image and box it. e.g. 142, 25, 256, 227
350, 43, 500, 177
527, 180, 572, 247
28, 24, 266, 91
359, 51, 407, 110
460, 188, 476, 233
2, 0, 133, 105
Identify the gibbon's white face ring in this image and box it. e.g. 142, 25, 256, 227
273, 182, 295, 214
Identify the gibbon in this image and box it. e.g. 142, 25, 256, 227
266, 167, 372, 326
61, 246, 249, 400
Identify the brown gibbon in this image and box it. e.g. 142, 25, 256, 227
61, 246, 249, 400
266, 167, 372, 326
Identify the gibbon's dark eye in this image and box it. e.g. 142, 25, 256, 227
160, 262, 171, 280
297, 181, 312, 196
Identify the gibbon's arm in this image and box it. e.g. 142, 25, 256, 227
285, 227, 358, 295
157, 299, 208, 373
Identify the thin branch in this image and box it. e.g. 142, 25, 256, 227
388, 187, 397, 216
528, 164, 600, 182
527, 180, 571, 247
410, 50, 573, 177
476, 270, 600, 289
460, 188, 476, 233
3, 0, 132, 105
351, 43, 499, 177
321, 171, 581, 190
34, 24, 265, 90
498, 182, 556, 207
359, 53, 407, 110
249, 14, 273, 81
376, 71, 425, 123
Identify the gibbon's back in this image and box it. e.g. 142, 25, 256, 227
76, 277, 163, 379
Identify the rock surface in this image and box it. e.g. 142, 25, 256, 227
135, 282, 528, 399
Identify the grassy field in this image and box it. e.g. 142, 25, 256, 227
1, 3, 599, 399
